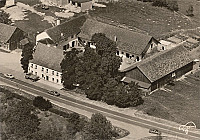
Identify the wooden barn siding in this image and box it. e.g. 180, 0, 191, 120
9, 28, 24, 50
125, 67, 151, 84
151, 62, 193, 91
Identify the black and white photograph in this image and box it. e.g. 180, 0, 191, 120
0, 0, 200, 139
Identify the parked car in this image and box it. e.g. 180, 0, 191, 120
47, 90, 60, 96
25, 73, 40, 82
4, 74, 15, 79
149, 129, 161, 135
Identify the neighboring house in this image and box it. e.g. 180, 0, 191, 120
71, 0, 93, 12
36, 15, 86, 51
120, 46, 193, 91
79, 18, 159, 62
0, 23, 24, 51
28, 43, 64, 85
158, 40, 176, 51
5, 0, 16, 8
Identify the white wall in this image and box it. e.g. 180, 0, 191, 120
28, 63, 62, 85
36, 32, 52, 44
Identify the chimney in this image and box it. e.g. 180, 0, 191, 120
56, 19, 60, 25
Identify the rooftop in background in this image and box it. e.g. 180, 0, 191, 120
0, 23, 17, 43
121, 46, 193, 82
79, 18, 155, 55
45, 15, 86, 43
166, 36, 182, 44
30, 43, 64, 72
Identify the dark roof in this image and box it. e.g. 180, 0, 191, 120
122, 46, 193, 82
121, 77, 151, 89
20, 38, 29, 46
79, 18, 154, 55
0, 23, 17, 43
46, 15, 86, 43
30, 43, 64, 72
71, 0, 92, 3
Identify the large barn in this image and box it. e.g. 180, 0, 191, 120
121, 46, 193, 91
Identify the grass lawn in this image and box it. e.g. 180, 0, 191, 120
90, 1, 196, 38
136, 75, 200, 128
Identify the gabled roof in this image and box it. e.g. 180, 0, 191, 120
0, 23, 17, 43
79, 18, 154, 55
122, 46, 193, 82
30, 43, 64, 72
45, 15, 86, 43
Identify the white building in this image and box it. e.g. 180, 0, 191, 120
28, 43, 64, 85
158, 40, 176, 51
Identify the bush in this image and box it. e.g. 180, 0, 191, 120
33, 96, 52, 111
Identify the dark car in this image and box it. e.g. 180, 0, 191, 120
149, 129, 161, 135
25, 73, 40, 82
47, 90, 60, 96
41, 4, 49, 10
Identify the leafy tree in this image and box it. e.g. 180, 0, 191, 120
68, 112, 86, 132
167, 0, 179, 11
20, 41, 34, 73
33, 96, 52, 111
91, 33, 122, 77
115, 82, 144, 108
186, 5, 194, 16
4, 100, 40, 139
61, 48, 80, 89
0, 10, 11, 24
83, 113, 113, 140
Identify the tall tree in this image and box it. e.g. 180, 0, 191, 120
83, 113, 113, 140
0, 10, 11, 24
61, 48, 80, 89
20, 41, 34, 73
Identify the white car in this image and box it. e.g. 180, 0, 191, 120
4, 74, 15, 79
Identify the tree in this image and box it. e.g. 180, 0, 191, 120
0, 10, 11, 24
61, 48, 80, 89
4, 99, 40, 139
167, 0, 179, 12
20, 41, 34, 73
186, 5, 194, 16
91, 33, 122, 77
83, 113, 113, 140
33, 96, 52, 111
115, 82, 144, 108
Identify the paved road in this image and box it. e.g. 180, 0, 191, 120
0, 74, 200, 140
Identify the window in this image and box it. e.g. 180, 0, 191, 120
56, 72, 59, 76
78, 3, 81, 7
46, 76, 49, 81
126, 53, 130, 58
35, 72, 37, 76
72, 41, 75, 47
42, 74, 44, 78
151, 44, 153, 49
121, 52, 124, 54
132, 55, 134, 58
71, 35, 74, 38
57, 79, 59, 83
42, 67, 44, 72
162, 46, 165, 50
52, 78, 54, 81
52, 71, 54, 75
46, 69, 48, 73
35, 65, 37, 69
116, 51, 119, 55
31, 64, 33, 68
31, 71, 33, 73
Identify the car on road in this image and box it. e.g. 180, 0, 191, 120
41, 4, 49, 10
25, 73, 40, 82
47, 90, 60, 96
4, 74, 15, 79
149, 129, 161, 135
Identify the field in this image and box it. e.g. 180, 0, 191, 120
136, 71, 200, 128
90, 0, 200, 38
